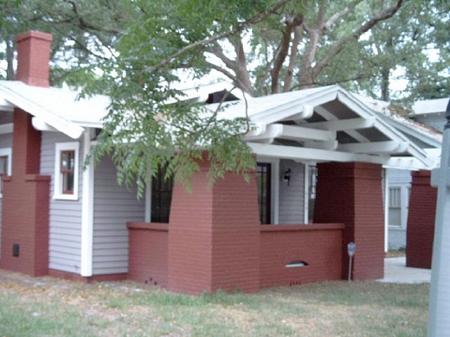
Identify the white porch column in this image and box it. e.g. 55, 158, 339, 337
80, 129, 94, 277
383, 168, 389, 252
428, 102, 450, 337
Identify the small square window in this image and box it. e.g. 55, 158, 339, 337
54, 142, 79, 200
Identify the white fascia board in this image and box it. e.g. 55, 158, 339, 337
247, 142, 389, 165
337, 141, 409, 154
0, 84, 84, 139
245, 123, 336, 143
337, 90, 432, 167
251, 86, 339, 125
384, 157, 432, 171
32, 117, 58, 132
381, 116, 442, 149
307, 117, 375, 131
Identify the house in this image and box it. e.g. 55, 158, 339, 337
0, 31, 439, 294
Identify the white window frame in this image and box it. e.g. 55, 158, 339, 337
0, 147, 12, 198
53, 142, 80, 201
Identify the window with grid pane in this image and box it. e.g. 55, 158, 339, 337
256, 162, 271, 224
60, 150, 75, 195
151, 168, 173, 223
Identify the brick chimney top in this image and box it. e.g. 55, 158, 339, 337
16, 31, 53, 87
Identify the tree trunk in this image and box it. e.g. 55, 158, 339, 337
6, 37, 15, 80
381, 67, 390, 101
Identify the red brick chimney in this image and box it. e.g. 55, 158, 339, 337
15, 31, 52, 87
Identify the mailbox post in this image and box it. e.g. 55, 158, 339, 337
347, 242, 356, 281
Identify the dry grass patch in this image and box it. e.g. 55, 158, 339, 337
0, 270, 428, 337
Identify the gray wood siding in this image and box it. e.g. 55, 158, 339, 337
40, 132, 83, 273
0, 133, 13, 259
278, 160, 305, 224
93, 157, 145, 275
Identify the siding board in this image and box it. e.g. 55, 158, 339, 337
279, 160, 305, 224
41, 132, 83, 274
92, 157, 145, 275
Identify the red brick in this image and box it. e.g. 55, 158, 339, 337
0, 110, 50, 276
406, 171, 436, 269
313, 162, 384, 280
128, 222, 168, 287
167, 160, 260, 294
16, 31, 52, 87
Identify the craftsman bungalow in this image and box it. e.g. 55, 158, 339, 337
0, 31, 440, 294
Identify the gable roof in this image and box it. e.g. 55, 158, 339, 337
0, 80, 438, 169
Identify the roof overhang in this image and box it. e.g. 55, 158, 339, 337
0, 82, 84, 139
220, 86, 437, 170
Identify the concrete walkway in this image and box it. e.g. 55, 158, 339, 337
378, 257, 431, 284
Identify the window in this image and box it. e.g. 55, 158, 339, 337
388, 186, 402, 227
256, 162, 271, 224
0, 148, 12, 197
54, 142, 79, 200
151, 168, 173, 223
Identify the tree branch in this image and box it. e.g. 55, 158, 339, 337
312, 0, 404, 79
155, 0, 294, 70
270, 15, 303, 93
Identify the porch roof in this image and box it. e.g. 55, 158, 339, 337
0, 80, 438, 170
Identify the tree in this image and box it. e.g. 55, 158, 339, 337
1, 0, 448, 190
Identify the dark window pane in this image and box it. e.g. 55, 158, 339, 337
256, 163, 271, 224
151, 168, 173, 223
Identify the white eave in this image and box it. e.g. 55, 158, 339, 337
213, 85, 436, 170
0, 81, 111, 139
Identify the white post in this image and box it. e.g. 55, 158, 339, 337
304, 163, 310, 224
80, 129, 94, 277
428, 100, 450, 337
383, 168, 389, 253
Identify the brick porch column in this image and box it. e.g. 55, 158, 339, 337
406, 171, 436, 269
0, 31, 51, 276
313, 162, 384, 280
168, 161, 260, 294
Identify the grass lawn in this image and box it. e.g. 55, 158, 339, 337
0, 270, 428, 337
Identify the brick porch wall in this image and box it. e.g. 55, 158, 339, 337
313, 162, 384, 280
128, 222, 168, 287
406, 171, 436, 269
260, 224, 344, 288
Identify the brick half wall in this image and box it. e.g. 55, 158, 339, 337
128, 222, 168, 287
260, 224, 344, 288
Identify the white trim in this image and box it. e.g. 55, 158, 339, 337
383, 169, 389, 252
337, 141, 409, 154
0, 82, 84, 139
245, 123, 336, 143
145, 183, 151, 223
53, 142, 80, 200
80, 130, 94, 277
32, 117, 58, 132
0, 123, 13, 134
249, 142, 389, 165
0, 148, 12, 176
304, 164, 309, 224
307, 117, 375, 131
0, 147, 12, 198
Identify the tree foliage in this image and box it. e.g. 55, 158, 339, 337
0, 0, 449, 190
